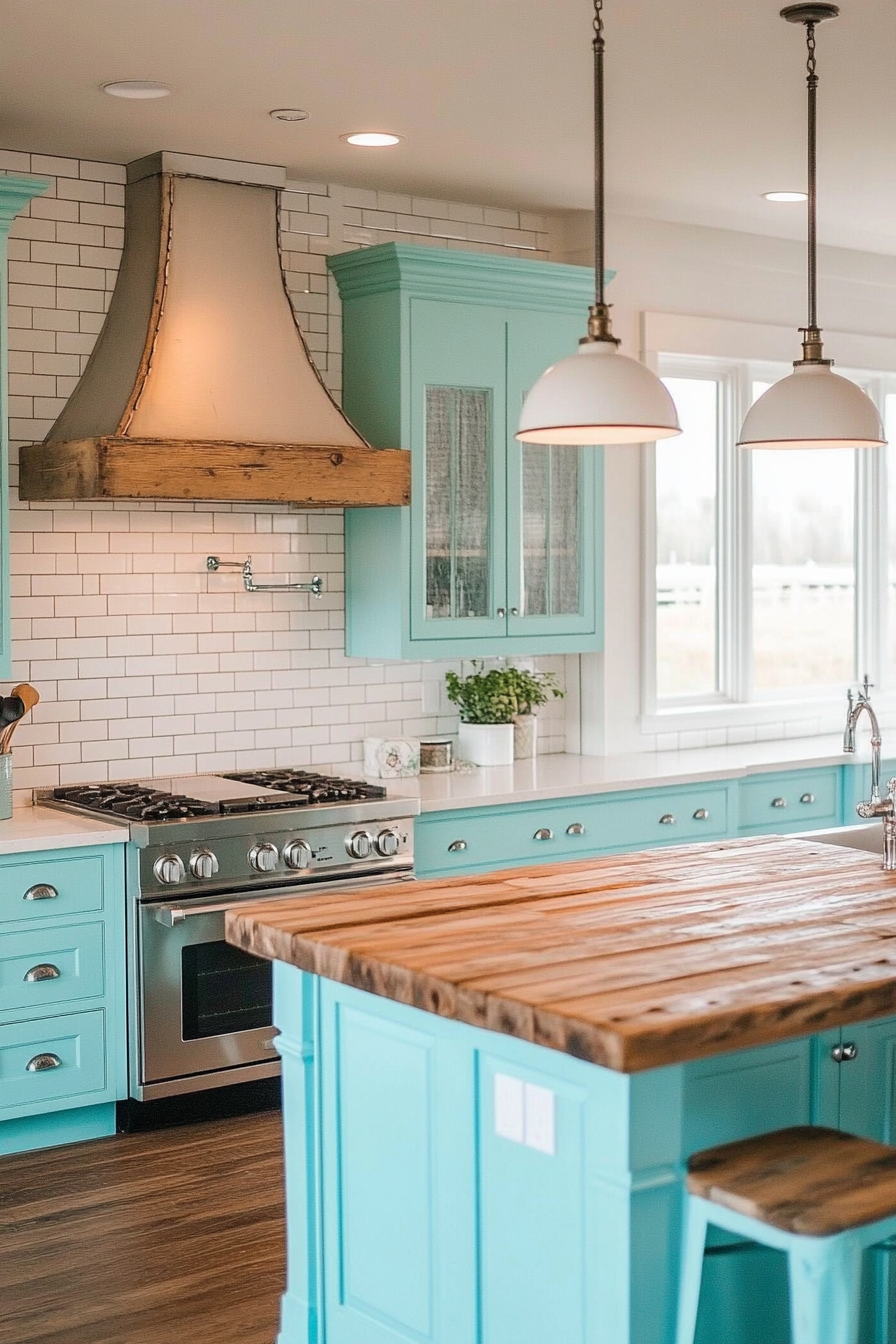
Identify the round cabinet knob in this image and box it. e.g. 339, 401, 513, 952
346, 831, 374, 860
190, 849, 219, 881
375, 829, 401, 857
284, 840, 313, 870
153, 854, 186, 885
248, 842, 280, 873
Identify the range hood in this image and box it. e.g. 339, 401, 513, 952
19, 152, 410, 507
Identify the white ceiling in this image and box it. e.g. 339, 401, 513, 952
3, 0, 896, 254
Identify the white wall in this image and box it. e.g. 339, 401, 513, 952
0, 147, 569, 802
556, 211, 896, 755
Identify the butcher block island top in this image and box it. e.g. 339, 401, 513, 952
226, 835, 896, 1073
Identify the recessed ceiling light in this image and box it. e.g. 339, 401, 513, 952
102, 80, 172, 99
763, 190, 808, 202
340, 131, 403, 147
269, 108, 309, 122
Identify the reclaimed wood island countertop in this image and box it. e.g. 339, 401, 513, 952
226, 835, 896, 1073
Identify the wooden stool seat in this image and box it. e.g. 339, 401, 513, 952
676, 1126, 896, 1344
687, 1124, 896, 1236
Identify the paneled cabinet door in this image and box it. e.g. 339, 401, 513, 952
506, 309, 601, 642
834, 1017, 896, 1343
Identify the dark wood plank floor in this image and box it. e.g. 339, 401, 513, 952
0, 1113, 286, 1344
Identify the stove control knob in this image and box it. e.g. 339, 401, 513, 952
346, 830, 374, 860
375, 828, 401, 857
190, 849, 219, 881
153, 854, 186, 886
248, 842, 280, 873
284, 840, 313, 870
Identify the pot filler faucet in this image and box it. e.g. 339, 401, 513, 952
843, 676, 896, 870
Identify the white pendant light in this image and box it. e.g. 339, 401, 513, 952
738, 5, 884, 450
516, 0, 680, 446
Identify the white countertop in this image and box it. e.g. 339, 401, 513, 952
0, 805, 129, 857
386, 736, 869, 812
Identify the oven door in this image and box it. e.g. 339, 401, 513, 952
137, 870, 414, 1098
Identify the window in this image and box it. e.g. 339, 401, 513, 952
651, 355, 894, 712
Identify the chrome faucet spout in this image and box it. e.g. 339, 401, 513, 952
844, 682, 883, 807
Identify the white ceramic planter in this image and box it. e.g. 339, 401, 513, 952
513, 714, 537, 760
457, 723, 514, 767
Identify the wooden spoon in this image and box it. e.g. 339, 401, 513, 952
1, 683, 39, 754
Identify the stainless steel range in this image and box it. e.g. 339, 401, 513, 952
40, 769, 418, 1102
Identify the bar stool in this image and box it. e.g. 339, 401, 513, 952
675, 1126, 896, 1344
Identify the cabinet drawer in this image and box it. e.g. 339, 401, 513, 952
0, 1009, 106, 1112
416, 801, 602, 876
0, 852, 105, 925
739, 769, 839, 832
0, 922, 104, 1014
596, 786, 730, 851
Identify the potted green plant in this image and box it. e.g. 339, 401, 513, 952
501, 666, 564, 759
444, 665, 517, 765
445, 664, 564, 765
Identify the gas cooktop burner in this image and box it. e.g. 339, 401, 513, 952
52, 768, 388, 820
52, 784, 222, 820
223, 769, 387, 804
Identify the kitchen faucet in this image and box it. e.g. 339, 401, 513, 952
844, 677, 896, 870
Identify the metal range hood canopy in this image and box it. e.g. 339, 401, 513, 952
20, 152, 409, 507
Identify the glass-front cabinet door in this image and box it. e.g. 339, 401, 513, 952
505, 310, 600, 641
410, 300, 508, 643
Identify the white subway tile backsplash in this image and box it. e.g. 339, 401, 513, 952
3, 146, 565, 801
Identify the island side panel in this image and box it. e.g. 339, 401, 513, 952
273, 965, 687, 1344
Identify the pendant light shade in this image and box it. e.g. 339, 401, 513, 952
515, 0, 680, 448
516, 340, 681, 445
737, 4, 884, 451
739, 362, 885, 449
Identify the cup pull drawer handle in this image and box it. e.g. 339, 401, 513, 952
693, 808, 710, 821
26, 1053, 62, 1072
447, 840, 467, 852
24, 963, 61, 983
534, 828, 554, 841
800, 792, 816, 805
566, 823, 585, 836
659, 814, 676, 825
771, 797, 787, 808
23, 884, 58, 901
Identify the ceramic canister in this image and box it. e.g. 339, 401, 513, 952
0, 754, 11, 821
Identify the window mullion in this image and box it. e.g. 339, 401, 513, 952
729, 366, 753, 703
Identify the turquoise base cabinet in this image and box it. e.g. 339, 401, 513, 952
0, 175, 49, 677
274, 965, 896, 1344
415, 763, 852, 879
329, 243, 605, 659
0, 843, 127, 1155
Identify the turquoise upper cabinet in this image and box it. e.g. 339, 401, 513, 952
328, 243, 604, 658
0, 176, 49, 679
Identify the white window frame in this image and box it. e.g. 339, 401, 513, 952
640, 313, 896, 735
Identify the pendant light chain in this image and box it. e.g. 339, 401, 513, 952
593, 0, 605, 309
585, 0, 618, 345
805, 19, 821, 351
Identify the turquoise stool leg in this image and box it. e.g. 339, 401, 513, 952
675, 1196, 709, 1344
787, 1234, 863, 1344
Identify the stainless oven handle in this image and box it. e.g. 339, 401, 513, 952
152, 868, 416, 926
155, 902, 243, 926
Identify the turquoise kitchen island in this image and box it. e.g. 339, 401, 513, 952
227, 835, 896, 1344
